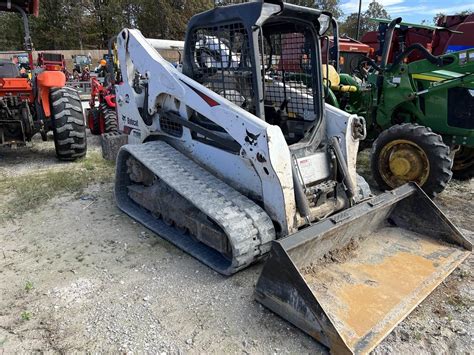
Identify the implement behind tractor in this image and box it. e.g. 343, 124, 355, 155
106, 1, 471, 353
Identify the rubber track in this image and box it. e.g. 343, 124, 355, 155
115, 141, 275, 275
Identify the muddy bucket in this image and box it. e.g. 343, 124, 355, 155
255, 183, 471, 354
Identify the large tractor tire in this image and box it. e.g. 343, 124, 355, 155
50, 87, 87, 161
452, 146, 474, 180
100, 102, 118, 133
87, 107, 101, 135
371, 123, 452, 197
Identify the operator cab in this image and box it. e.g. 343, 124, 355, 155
183, 1, 330, 145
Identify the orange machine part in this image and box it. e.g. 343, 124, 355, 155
0, 78, 34, 101
36, 71, 66, 117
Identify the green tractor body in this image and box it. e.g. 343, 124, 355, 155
328, 18, 474, 193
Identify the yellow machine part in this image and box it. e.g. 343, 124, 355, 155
323, 65, 358, 93
378, 139, 431, 188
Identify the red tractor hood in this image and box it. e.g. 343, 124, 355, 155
0, 0, 39, 16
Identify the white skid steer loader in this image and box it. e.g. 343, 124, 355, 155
112, 1, 471, 353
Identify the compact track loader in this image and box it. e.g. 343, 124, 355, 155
112, 1, 471, 353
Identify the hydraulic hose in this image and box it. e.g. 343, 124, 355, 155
330, 136, 357, 205
291, 158, 312, 225
388, 43, 444, 70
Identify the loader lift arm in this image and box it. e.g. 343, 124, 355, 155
116, 27, 297, 237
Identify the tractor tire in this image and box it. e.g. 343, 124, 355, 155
88, 108, 101, 135
50, 87, 87, 161
100, 103, 118, 133
452, 146, 474, 180
371, 123, 452, 197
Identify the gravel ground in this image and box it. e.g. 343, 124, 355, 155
0, 133, 472, 354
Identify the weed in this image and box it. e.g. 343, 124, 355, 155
0, 337, 6, 346
20, 311, 31, 321
447, 294, 472, 309
25, 280, 34, 292
413, 331, 422, 341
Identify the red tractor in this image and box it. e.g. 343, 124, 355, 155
0, 0, 86, 160
322, 36, 372, 73
36, 52, 68, 74
87, 75, 117, 135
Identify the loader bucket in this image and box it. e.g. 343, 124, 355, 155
255, 183, 471, 354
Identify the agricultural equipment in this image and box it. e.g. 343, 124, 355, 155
110, 1, 471, 353
322, 36, 372, 74
0, 0, 86, 160
72, 54, 91, 73
361, 14, 474, 61
36, 52, 66, 71
87, 76, 117, 135
84, 41, 121, 160
326, 17, 474, 192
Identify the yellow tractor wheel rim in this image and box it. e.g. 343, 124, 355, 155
378, 139, 430, 188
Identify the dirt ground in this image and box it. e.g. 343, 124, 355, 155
0, 134, 472, 354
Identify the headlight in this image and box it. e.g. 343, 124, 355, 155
318, 13, 331, 36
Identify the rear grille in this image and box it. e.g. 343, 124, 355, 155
159, 115, 183, 137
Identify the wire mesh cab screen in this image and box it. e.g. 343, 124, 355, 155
262, 26, 316, 122
190, 23, 256, 114
187, 18, 319, 144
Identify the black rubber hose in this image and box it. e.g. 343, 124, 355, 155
330, 137, 357, 204
291, 161, 312, 224
388, 43, 444, 69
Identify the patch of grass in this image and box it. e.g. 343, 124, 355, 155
447, 294, 472, 310
24, 280, 34, 292
20, 311, 31, 321
413, 331, 423, 341
458, 269, 470, 279
0, 337, 6, 346
0, 151, 114, 220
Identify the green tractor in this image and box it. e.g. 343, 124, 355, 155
326, 17, 474, 196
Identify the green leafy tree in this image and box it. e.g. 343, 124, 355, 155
134, 0, 212, 40
339, 0, 390, 39
365, 1, 390, 32
0, 13, 24, 50
286, 0, 342, 19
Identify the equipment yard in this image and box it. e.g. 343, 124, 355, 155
1, 133, 472, 354
1, 0, 473, 353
